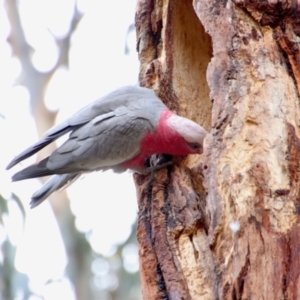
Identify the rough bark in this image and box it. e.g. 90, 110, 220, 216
135, 0, 300, 299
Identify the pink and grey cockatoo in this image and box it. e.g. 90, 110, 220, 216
7, 86, 207, 208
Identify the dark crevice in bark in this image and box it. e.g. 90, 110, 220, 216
189, 234, 200, 262
283, 123, 300, 297
156, 263, 168, 299
287, 124, 300, 212
280, 235, 290, 300
153, 180, 190, 299
152, 19, 163, 59
277, 36, 297, 79
235, 244, 250, 300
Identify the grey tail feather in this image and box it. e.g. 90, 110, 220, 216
30, 173, 81, 208
11, 157, 53, 181
6, 126, 72, 170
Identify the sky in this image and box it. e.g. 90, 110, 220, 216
0, 0, 139, 299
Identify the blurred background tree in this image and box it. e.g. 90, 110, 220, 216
0, 0, 140, 299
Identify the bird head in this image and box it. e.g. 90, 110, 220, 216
166, 114, 207, 154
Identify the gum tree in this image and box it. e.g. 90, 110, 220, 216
135, 1, 300, 299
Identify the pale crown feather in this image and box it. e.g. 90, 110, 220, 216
166, 114, 206, 144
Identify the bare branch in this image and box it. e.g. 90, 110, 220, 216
5, 0, 83, 107
4, 2, 92, 299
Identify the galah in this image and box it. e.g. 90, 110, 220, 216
7, 86, 207, 208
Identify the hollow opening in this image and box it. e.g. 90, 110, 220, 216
171, 0, 213, 130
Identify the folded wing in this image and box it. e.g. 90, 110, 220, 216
7, 85, 158, 170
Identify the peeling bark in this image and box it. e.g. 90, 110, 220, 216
135, 0, 300, 299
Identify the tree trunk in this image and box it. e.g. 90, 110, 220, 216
135, 0, 300, 299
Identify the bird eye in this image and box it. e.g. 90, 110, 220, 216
188, 142, 201, 150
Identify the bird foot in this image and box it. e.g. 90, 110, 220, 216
143, 154, 173, 188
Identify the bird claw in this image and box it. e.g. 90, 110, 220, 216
146, 161, 173, 188
144, 155, 173, 188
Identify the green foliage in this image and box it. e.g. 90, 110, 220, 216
0, 194, 32, 300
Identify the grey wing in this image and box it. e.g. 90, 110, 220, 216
46, 113, 153, 173
6, 111, 115, 170
30, 173, 82, 208
6, 85, 157, 170
63, 85, 158, 127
